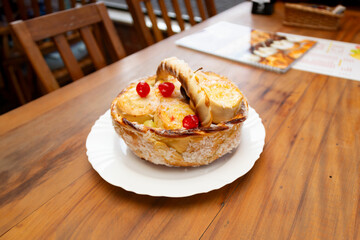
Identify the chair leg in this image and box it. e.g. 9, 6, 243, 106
15, 65, 35, 102
5, 65, 27, 105
0, 70, 4, 89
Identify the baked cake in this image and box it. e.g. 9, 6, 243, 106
111, 57, 249, 167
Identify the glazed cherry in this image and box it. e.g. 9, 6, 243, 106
136, 81, 150, 98
183, 115, 199, 129
158, 82, 175, 97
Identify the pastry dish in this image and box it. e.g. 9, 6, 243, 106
110, 57, 248, 167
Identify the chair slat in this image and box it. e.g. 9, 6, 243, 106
97, 2, 127, 60
196, 0, 207, 20
184, 0, 196, 25
92, 25, 106, 58
204, 0, 217, 17
70, 0, 77, 8
44, 0, 53, 14
158, 0, 174, 36
26, 5, 101, 41
53, 34, 84, 81
59, 0, 65, 11
17, 0, 28, 20
3, 0, 15, 22
125, 0, 154, 46
144, 1, 163, 42
80, 26, 106, 70
10, 21, 60, 92
31, 0, 41, 17
171, 0, 185, 31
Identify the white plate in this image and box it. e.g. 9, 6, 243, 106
86, 107, 265, 197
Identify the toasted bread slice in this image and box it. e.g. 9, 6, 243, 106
154, 98, 195, 130
196, 71, 243, 123
116, 77, 160, 124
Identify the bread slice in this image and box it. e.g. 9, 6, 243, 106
196, 71, 243, 123
115, 76, 160, 124
154, 98, 195, 130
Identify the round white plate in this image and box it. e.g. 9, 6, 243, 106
86, 107, 265, 197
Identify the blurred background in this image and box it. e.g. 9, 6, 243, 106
1, 0, 359, 114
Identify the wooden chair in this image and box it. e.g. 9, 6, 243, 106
1, 0, 97, 104
10, 2, 126, 93
126, 0, 217, 47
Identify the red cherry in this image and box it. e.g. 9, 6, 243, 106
158, 82, 175, 97
183, 115, 199, 129
136, 81, 150, 98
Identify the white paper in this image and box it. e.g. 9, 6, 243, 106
283, 33, 360, 82
176, 21, 360, 81
176, 21, 316, 73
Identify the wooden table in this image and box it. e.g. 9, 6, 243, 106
1, 2, 359, 239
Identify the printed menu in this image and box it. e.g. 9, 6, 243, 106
288, 33, 360, 82
176, 21, 317, 73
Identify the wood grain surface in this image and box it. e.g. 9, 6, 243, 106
1, 2, 359, 239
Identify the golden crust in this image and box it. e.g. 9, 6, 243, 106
111, 58, 249, 167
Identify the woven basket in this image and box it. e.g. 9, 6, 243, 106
283, 3, 343, 31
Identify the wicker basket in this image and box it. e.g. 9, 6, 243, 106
283, 3, 343, 31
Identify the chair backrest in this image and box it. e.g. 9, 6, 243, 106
10, 2, 126, 93
2, 0, 96, 23
126, 0, 216, 46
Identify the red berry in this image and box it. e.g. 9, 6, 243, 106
158, 82, 175, 97
183, 115, 199, 129
136, 81, 150, 98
